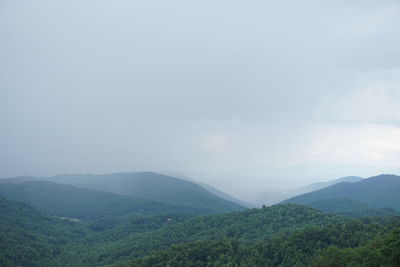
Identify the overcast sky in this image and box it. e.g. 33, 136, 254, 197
1, 0, 399, 199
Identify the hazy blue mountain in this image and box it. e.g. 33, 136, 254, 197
0, 181, 213, 221
0, 175, 40, 184
1, 172, 245, 213
294, 176, 364, 195
155, 172, 252, 207
283, 174, 400, 210
250, 176, 364, 206
193, 181, 253, 208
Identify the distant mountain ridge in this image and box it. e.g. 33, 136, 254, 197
165, 173, 252, 207
0, 181, 213, 221
1, 172, 245, 213
253, 176, 364, 206
296, 176, 363, 194
283, 174, 400, 211
195, 181, 253, 208
1, 182, 400, 266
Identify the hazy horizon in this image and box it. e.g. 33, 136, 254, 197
1, 0, 399, 201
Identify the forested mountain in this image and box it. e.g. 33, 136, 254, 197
253, 176, 364, 206
0, 181, 212, 220
165, 173, 253, 207
3, 0, 399, 266
2, 172, 244, 213
308, 199, 398, 217
283, 174, 400, 211
2, 173, 400, 266
75, 204, 348, 265
1, 192, 400, 266
313, 226, 400, 266
118, 220, 400, 267
105, 205, 400, 266
0, 196, 86, 267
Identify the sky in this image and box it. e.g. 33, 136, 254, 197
1, 0, 399, 201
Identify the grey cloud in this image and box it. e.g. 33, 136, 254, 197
1, 0, 399, 196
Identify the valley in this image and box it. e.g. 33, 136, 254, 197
1, 172, 400, 266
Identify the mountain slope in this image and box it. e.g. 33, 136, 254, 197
252, 176, 364, 206
0, 181, 213, 221
2, 196, 400, 267
78, 204, 349, 265
121, 220, 400, 267
2, 172, 245, 213
164, 173, 252, 207
283, 174, 400, 210
297, 176, 363, 194
308, 199, 398, 217
195, 181, 253, 208
0, 196, 86, 267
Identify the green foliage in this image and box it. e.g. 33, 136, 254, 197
89, 213, 195, 242
79, 204, 348, 265
308, 198, 398, 217
120, 239, 247, 267
1, 185, 400, 267
313, 227, 400, 266
0, 196, 86, 267
119, 216, 400, 267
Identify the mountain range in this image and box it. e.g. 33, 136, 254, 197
295, 176, 363, 194
0, 180, 213, 222
0, 172, 245, 214
283, 174, 400, 211
253, 176, 364, 206
1, 172, 400, 266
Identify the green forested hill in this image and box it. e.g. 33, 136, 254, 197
75, 204, 350, 265
0, 196, 86, 267
0, 181, 212, 221
115, 210, 400, 267
313, 226, 400, 266
2, 172, 245, 213
2, 174, 400, 266
284, 174, 400, 211
308, 198, 398, 217
1, 196, 400, 266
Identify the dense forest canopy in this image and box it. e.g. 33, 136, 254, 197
1, 181, 400, 266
